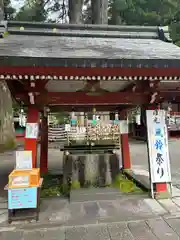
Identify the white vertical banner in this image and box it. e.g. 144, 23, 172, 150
146, 110, 171, 183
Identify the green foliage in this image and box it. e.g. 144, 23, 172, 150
109, 0, 180, 26
0, 139, 16, 153
11, 0, 180, 44
13, 101, 21, 116
49, 112, 69, 125
15, 0, 47, 21
170, 22, 180, 44
4, 0, 16, 20
55, 112, 69, 124
175, 41, 180, 47
14, 0, 68, 22
71, 180, 81, 190
41, 174, 65, 197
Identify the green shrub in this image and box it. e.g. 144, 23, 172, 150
71, 180, 81, 190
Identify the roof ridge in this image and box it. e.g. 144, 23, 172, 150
3, 21, 162, 40
8, 21, 158, 32
158, 26, 172, 42
6, 29, 159, 40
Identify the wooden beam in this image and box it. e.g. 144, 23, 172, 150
36, 92, 148, 105
1, 66, 180, 77
48, 105, 128, 112
40, 113, 48, 173
14, 89, 180, 107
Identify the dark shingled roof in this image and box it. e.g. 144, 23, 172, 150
0, 21, 180, 68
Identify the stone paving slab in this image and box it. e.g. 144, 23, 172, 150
0, 195, 170, 228
172, 197, 180, 207
0, 141, 180, 238
143, 198, 167, 215
158, 199, 180, 214
2, 218, 180, 240
23, 229, 65, 240
0, 194, 171, 227
128, 221, 158, 240
165, 218, 180, 236
41, 196, 164, 225
107, 223, 134, 240
146, 218, 179, 240
70, 188, 126, 202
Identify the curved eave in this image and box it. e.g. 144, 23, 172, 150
0, 66, 180, 78
0, 57, 180, 69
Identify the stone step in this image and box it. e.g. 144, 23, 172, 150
70, 187, 124, 202
0, 198, 7, 210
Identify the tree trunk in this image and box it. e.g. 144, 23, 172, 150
0, 5, 15, 152
111, 13, 123, 25
85, 0, 110, 187
0, 0, 4, 21
0, 81, 15, 151
110, 0, 124, 25
68, 0, 83, 24
91, 0, 108, 24
66, 0, 83, 186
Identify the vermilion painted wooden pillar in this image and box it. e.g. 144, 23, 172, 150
40, 114, 48, 173
120, 111, 131, 169
147, 104, 168, 198
24, 107, 39, 168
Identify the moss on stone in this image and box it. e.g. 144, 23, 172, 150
2, 32, 9, 37
71, 180, 81, 190
112, 174, 144, 193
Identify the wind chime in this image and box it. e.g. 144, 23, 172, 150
135, 107, 141, 125
71, 111, 77, 126
92, 107, 96, 121
18, 108, 26, 127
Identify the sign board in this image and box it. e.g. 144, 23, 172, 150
15, 151, 32, 170
146, 110, 171, 183
65, 124, 71, 132
8, 187, 37, 209
120, 120, 129, 134
25, 123, 39, 139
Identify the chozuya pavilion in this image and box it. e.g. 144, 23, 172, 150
1, 21, 180, 198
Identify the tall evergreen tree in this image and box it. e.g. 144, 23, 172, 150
91, 0, 108, 24
0, 0, 15, 152
68, 0, 83, 23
